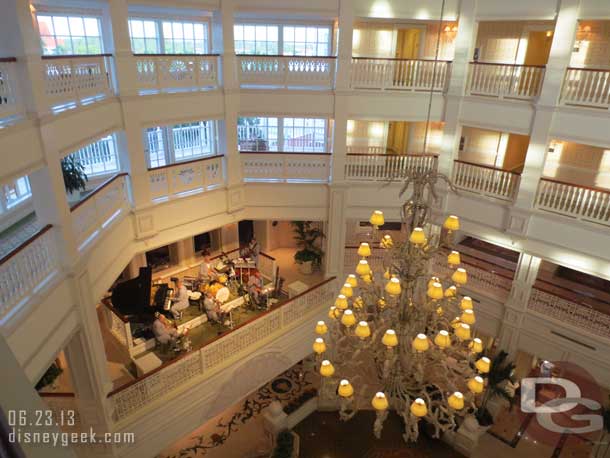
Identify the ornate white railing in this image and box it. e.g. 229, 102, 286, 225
535, 178, 610, 227
528, 288, 610, 340
350, 58, 451, 92
0, 58, 22, 120
241, 152, 331, 182
42, 54, 113, 109
452, 160, 521, 201
134, 54, 220, 92
467, 62, 545, 100
561, 67, 610, 108
70, 173, 130, 249
237, 55, 336, 89
345, 153, 438, 181
148, 155, 225, 201
0, 225, 57, 320
107, 277, 337, 422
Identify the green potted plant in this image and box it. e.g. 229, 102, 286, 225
291, 221, 325, 275
35, 362, 63, 391
61, 155, 88, 201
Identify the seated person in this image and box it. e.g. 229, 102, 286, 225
203, 291, 221, 323
152, 312, 179, 345
170, 277, 190, 320
247, 270, 266, 305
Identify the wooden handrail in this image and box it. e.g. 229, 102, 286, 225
239, 151, 332, 156
0, 224, 53, 266
470, 61, 546, 69
236, 54, 336, 59
133, 53, 220, 57
107, 276, 336, 397
539, 177, 610, 195
147, 154, 224, 172
454, 159, 521, 175
260, 252, 276, 261
352, 56, 452, 63
566, 66, 610, 72
39, 392, 76, 397
70, 173, 128, 212
0, 57, 17, 63
347, 153, 439, 158
42, 53, 113, 60
101, 297, 129, 323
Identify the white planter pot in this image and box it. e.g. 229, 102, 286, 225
298, 261, 313, 275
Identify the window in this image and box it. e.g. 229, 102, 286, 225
283, 118, 327, 152
283, 26, 330, 56
238, 117, 328, 152
37, 14, 103, 55
238, 117, 279, 151
234, 25, 279, 55
128, 19, 159, 54
146, 127, 167, 168
2, 177, 32, 210
69, 135, 120, 177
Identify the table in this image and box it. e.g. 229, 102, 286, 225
134, 352, 163, 377
286, 280, 309, 298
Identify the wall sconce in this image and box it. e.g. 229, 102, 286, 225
546, 30, 553, 38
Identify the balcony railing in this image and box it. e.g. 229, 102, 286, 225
236, 55, 336, 89
452, 160, 521, 201
106, 277, 337, 422
134, 54, 220, 93
148, 155, 225, 201
0, 57, 22, 121
345, 151, 438, 181
241, 152, 331, 183
467, 62, 545, 100
70, 173, 130, 250
561, 67, 610, 109
0, 225, 57, 321
350, 57, 451, 92
535, 178, 610, 227
42, 54, 113, 110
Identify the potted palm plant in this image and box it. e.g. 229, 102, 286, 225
476, 350, 517, 425
291, 221, 324, 275
61, 156, 88, 202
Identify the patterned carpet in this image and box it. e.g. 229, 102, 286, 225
0, 212, 39, 258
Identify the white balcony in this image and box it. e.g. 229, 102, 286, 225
0, 58, 23, 123
561, 67, 610, 109
467, 62, 545, 100
452, 160, 521, 201
344, 148, 438, 181
241, 152, 331, 183
236, 55, 336, 89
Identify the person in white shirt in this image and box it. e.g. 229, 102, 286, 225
247, 270, 265, 306
170, 277, 190, 320
199, 253, 214, 282
152, 312, 179, 345
248, 236, 260, 264
203, 291, 220, 323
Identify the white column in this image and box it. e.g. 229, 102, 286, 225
108, 0, 138, 96
175, 237, 196, 266
324, 186, 348, 278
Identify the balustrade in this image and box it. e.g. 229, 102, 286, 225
535, 178, 610, 227
241, 152, 331, 183
345, 152, 438, 181
350, 58, 451, 91
70, 173, 130, 250
134, 54, 220, 93
42, 54, 113, 110
0, 225, 57, 321
467, 62, 545, 100
237, 55, 336, 89
452, 160, 521, 201
0, 58, 22, 121
561, 67, 610, 108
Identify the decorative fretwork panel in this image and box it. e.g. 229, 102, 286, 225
237, 56, 336, 89
135, 55, 219, 92
241, 153, 330, 183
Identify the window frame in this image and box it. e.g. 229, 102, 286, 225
128, 16, 211, 55
238, 116, 329, 153
36, 13, 104, 56
67, 134, 121, 178
1, 176, 32, 212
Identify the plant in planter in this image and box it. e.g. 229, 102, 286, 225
61, 155, 88, 198
291, 221, 325, 275
475, 350, 516, 427
271, 430, 295, 458
35, 362, 63, 391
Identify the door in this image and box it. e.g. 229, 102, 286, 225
394, 29, 421, 85
503, 134, 530, 173
387, 121, 408, 155
520, 31, 553, 95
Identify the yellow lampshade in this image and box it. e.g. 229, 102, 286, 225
355, 321, 371, 339
320, 360, 335, 377
448, 250, 461, 266
385, 277, 401, 296
370, 210, 385, 227
460, 309, 476, 325
448, 392, 464, 410
444, 285, 457, 298
460, 296, 473, 310
427, 282, 444, 300
362, 274, 373, 284
371, 392, 389, 411
383, 269, 391, 280
434, 330, 451, 349
444, 215, 460, 231
315, 320, 328, 335
381, 234, 393, 248
328, 306, 339, 320
312, 337, 326, 354
469, 338, 484, 354
356, 260, 371, 277
412, 333, 429, 352
451, 316, 461, 328
455, 323, 471, 341
353, 296, 364, 309
335, 294, 348, 310
338, 379, 354, 398
341, 309, 357, 327
409, 227, 426, 245
475, 356, 491, 374
452, 268, 468, 285
346, 274, 358, 288
468, 376, 485, 394
428, 276, 440, 289
410, 398, 427, 417
357, 242, 372, 258
377, 297, 386, 308
340, 283, 353, 298
382, 329, 398, 348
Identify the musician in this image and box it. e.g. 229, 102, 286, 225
199, 253, 214, 282
170, 277, 190, 320
247, 270, 265, 305
248, 236, 260, 264
152, 312, 179, 345
203, 291, 220, 323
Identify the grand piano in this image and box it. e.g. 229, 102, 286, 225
111, 267, 172, 323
